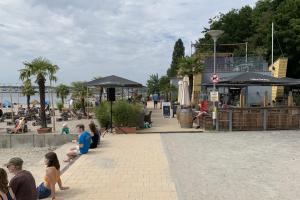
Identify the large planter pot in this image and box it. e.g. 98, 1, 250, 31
116, 127, 136, 134
37, 127, 52, 134
179, 108, 193, 128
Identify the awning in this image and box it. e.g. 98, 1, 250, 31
202, 72, 300, 86
86, 75, 143, 88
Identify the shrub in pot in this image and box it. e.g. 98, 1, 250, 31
95, 101, 111, 130
113, 101, 141, 134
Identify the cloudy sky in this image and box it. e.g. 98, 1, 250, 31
0, 0, 256, 86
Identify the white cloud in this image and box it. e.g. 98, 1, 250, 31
0, 0, 256, 85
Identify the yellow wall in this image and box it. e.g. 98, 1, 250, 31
269, 58, 288, 101
191, 73, 202, 105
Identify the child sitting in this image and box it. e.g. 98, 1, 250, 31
61, 123, 70, 134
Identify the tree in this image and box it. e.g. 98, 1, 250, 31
167, 39, 185, 77
146, 74, 160, 95
159, 76, 177, 101
21, 79, 36, 109
194, 0, 300, 78
56, 84, 70, 105
71, 81, 89, 115
20, 57, 58, 128
177, 55, 204, 97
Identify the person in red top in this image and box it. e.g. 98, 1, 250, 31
193, 99, 209, 128
5, 157, 37, 200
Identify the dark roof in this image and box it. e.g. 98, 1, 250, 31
86, 75, 143, 88
202, 72, 300, 86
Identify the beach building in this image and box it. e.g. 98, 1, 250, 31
198, 54, 273, 107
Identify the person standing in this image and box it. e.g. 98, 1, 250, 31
152, 93, 158, 109
5, 157, 37, 200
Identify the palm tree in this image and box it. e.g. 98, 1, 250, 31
56, 84, 70, 105
71, 81, 89, 116
19, 57, 59, 128
146, 73, 160, 95
178, 55, 204, 97
21, 80, 36, 109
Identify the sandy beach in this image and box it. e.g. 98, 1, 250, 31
0, 105, 99, 134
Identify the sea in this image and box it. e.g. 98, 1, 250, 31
0, 92, 62, 105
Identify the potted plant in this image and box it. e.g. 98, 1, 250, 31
113, 101, 140, 134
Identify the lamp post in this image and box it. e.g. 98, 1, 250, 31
207, 30, 223, 129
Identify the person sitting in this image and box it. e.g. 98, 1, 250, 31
64, 124, 91, 162
61, 123, 70, 135
5, 157, 37, 200
193, 99, 209, 128
37, 152, 69, 199
0, 168, 16, 200
11, 117, 26, 134
89, 121, 100, 149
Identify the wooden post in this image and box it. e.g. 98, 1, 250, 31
263, 109, 267, 130
229, 110, 232, 131
216, 111, 219, 131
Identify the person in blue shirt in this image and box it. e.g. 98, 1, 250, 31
152, 93, 159, 109
64, 124, 91, 162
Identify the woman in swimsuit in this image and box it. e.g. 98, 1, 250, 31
37, 152, 69, 199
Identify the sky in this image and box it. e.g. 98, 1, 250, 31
0, 0, 257, 86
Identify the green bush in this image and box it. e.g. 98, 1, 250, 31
72, 100, 82, 111
95, 101, 143, 128
113, 101, 142, 127
95, 101, 111, 128
56, 102, 64, 111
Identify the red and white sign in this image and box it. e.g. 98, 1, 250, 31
210, 74, 219, 84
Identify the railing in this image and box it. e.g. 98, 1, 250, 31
203, 56, 268, 73
201, 107, 300, 131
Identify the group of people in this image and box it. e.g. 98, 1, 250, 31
0, 153, 68, 200
0, 121, 101, 200
64, 122, 100, 162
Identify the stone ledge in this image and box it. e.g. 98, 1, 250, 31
0, 134, 78, 148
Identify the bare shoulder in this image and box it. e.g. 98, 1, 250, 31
46, 166, 57, 174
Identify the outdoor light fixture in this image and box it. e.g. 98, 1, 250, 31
207, 30, 224, 75
207, 29, 223, 129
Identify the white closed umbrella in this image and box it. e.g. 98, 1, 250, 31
178, 80, 183, 105
181, 76, 191, 107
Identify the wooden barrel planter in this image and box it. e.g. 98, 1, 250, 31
176, 107, 181, 121
116, 127, 136, 134
179, 108, 193, 128
37, 127, 52, 134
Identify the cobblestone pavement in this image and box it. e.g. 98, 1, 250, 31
161, 131, 300, 200
58, 134, 177, 200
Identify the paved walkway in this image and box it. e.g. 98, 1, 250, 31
161, 131, 300, 200
57, 134, 177, 200
137, 101, 203, 133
